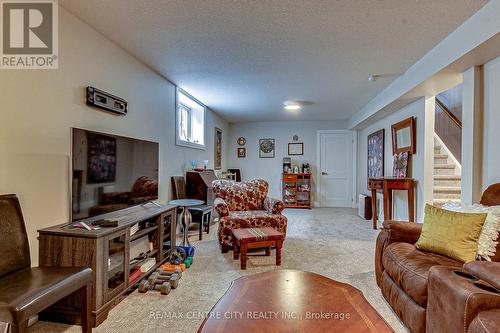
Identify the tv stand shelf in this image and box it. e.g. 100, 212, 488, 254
38, 204, 177, 327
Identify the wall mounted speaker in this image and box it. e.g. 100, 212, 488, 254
86, 86, 127, 115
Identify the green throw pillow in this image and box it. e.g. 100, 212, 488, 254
415, 204, 487, 263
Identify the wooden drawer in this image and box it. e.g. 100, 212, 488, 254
283, 174, 297, 182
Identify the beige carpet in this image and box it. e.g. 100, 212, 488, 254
25, 208, 407, 333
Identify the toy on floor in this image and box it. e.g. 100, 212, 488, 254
184, 256, 193, 268
168, 248, 186, 265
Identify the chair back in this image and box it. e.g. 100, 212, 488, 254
227, 169, 242, 182
0, 194, 30, 278
171, 176, 187, 200
212, 179, 268, 211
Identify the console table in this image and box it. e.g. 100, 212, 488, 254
368, 177, 416, 229
38, 204, 177, 327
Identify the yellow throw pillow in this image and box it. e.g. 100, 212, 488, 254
415, 204, 487, 263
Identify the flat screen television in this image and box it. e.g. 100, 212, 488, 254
71, 128, 159, 222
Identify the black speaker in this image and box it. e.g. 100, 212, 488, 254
86, 86, 127, 115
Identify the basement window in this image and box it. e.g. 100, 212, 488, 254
176, 88, 206, 149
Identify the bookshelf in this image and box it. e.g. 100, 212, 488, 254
282, 173, 312, 209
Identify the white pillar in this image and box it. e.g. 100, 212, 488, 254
423, 96, 436, 211
461, 66, 483, 204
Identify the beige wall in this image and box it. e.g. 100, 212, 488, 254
0, 7, 229, 265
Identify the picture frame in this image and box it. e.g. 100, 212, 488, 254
214, 127, 222, 170
237, 147, 246, 158
391, 116, 416, 155
259, 138, 275, 158
288, 142, 304, 155
367, 129, 384, 189
393, 152, 410, 178
87, 132, 116, 183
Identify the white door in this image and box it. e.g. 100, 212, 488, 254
319, 131, 354, 207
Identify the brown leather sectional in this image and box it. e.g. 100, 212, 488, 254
375, 220, 500, 333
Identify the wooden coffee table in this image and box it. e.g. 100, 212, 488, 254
232, 227, 284, 270
198, 270, 394, 333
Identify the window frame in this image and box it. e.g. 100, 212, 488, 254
175, 88, 206, 150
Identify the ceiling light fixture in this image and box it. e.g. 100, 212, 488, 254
284, 104, 301, 111
368, 73, 400, 82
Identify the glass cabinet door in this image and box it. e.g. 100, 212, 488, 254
106, 231, 127, 297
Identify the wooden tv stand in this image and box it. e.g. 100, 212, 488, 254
38, 204, 177, 327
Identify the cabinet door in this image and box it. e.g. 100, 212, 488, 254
104, 230, 129, 301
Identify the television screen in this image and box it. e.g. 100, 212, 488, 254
71, 128, 159, 221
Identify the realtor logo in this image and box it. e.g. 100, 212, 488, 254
1, 0, 58, 69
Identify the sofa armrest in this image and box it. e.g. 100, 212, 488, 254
464, 261, 500, 290
427, 266, 500, 333
382, 220, 423, 244
264, 197, 285, 214
375, 221, 422, 287
214, 198, 230, 218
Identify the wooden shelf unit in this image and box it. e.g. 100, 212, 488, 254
282, 173, 312, 209
38, 204, 177, 327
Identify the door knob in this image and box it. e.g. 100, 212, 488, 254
321, 172, 328, 175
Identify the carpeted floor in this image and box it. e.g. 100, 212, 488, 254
25, 208, 407, 333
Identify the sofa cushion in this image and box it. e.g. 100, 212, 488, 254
383, 242, 461, 306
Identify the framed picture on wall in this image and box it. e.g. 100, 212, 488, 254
259, 138, 275, 158
237, 147, 246, 158
214, 127, 222, 170
288, 142, 304, 155
367, 129, 384, 189
393, 152, 409, 178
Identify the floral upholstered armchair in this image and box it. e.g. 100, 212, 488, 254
212, 179, 287, 252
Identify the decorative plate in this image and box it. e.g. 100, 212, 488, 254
237, 137, 246, 146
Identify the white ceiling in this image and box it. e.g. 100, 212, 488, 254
60, 0, 487, 123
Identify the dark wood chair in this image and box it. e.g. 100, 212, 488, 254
171, 177, 212, 240
227, 169, 241, 182
0, 194, 93, 333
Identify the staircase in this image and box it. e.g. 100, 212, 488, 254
433, 137, 461, 207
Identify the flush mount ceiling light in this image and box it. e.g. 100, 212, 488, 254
284, 103, 301, 111
283, 100, 314, 111
368, 73, 399, 82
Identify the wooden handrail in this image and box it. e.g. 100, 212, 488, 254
436, 97, 462, 129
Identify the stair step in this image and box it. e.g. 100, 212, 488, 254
434, 175, 461, 180
434, 164, 455, 169
434, 186, 461, 194
433, 198, 461, 207
434, 154, 448, 159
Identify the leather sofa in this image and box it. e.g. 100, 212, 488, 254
375, 220, 500, 333
213, 179, 287, 253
